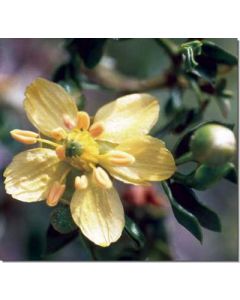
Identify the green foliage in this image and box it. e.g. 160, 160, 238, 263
181, 40, 203, 72
44, 225, 78, 256
50, 203, 78, 234
201, 41, 237, 66
181, 40, 237, 82
162, 181, 203, 242
178, 162, 236, 190
164, 88, 183, 116
124, 216, 145, 249
66, 38, 107, 68
169, 182, 221, 231
224, 163, 238, 184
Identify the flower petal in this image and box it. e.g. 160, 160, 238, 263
70, 178, 125, 247
4, 148, 68, 202
24, 78, 78, 136
101, 135, 176, 184
93, 94, 160, 143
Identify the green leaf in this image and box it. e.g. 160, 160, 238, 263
66, 38, 107, 68
154, 108, 202, 138
44, 225, 78, 256
164, 89, 183, 116
124, 216, 145, 249
50, 203, 78, 234
202, 41, 238, 66
169, 182, 221, 231
185, 163, 233, 190
224, 163, 238, 184
162, 182, 202, 242
192, 55, 217, 82
52, 54, 81, 87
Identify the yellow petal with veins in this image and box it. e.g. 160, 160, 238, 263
24, 78, 78, 137
93, 94, 160, 143
70, 178, 125, 247
4, 148, 69, 202
101, 135, 176, 185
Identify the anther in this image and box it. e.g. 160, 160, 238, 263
75, 175, 88, 190
46, 181, 66, 207
105, 150, 135, 166
10, 129, 39, 145
76, 111, 91, 130
92, 167, 112, 189
63, 114, 75, 130
89, 122, 104, 138
51, 127, 67, 141
56, 145, 66, 160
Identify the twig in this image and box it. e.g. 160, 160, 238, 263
81, 64, 188, 93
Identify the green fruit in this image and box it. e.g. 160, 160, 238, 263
190, 124, 236, 166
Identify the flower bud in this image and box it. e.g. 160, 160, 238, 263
190, 124, 236, 166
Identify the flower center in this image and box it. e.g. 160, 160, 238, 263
64, 129, 100, 170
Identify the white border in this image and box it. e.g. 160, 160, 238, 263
0, 0, 239, 37
0, 1, 239, 299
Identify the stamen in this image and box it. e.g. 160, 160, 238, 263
51, 127, 67, 141
63, 114, 75, 130
104, 150, 135, 166
36, 138, 60, 148
75, 175, 88, 190
46, 181, 66, 207
76, 111, 91, 130
10, 129, 39, 145
92, 167, 112, 189
89, 122, 104, 138
56, 145, 66, 160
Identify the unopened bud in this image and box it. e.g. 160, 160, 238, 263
10, 129, 38, 144
190, 124, 236, 166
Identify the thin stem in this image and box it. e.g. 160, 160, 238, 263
161, 181, 172, 201
37, 138, 60, 148
173, 172, 187, 183
155, 38, 179, 57
81, 64, 172, 92
175, 152, 193, 165
59, 167, 72, 184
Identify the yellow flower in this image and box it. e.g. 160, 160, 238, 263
4, 78, 176, 247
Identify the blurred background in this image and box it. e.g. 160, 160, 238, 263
0, 38, 238, 261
